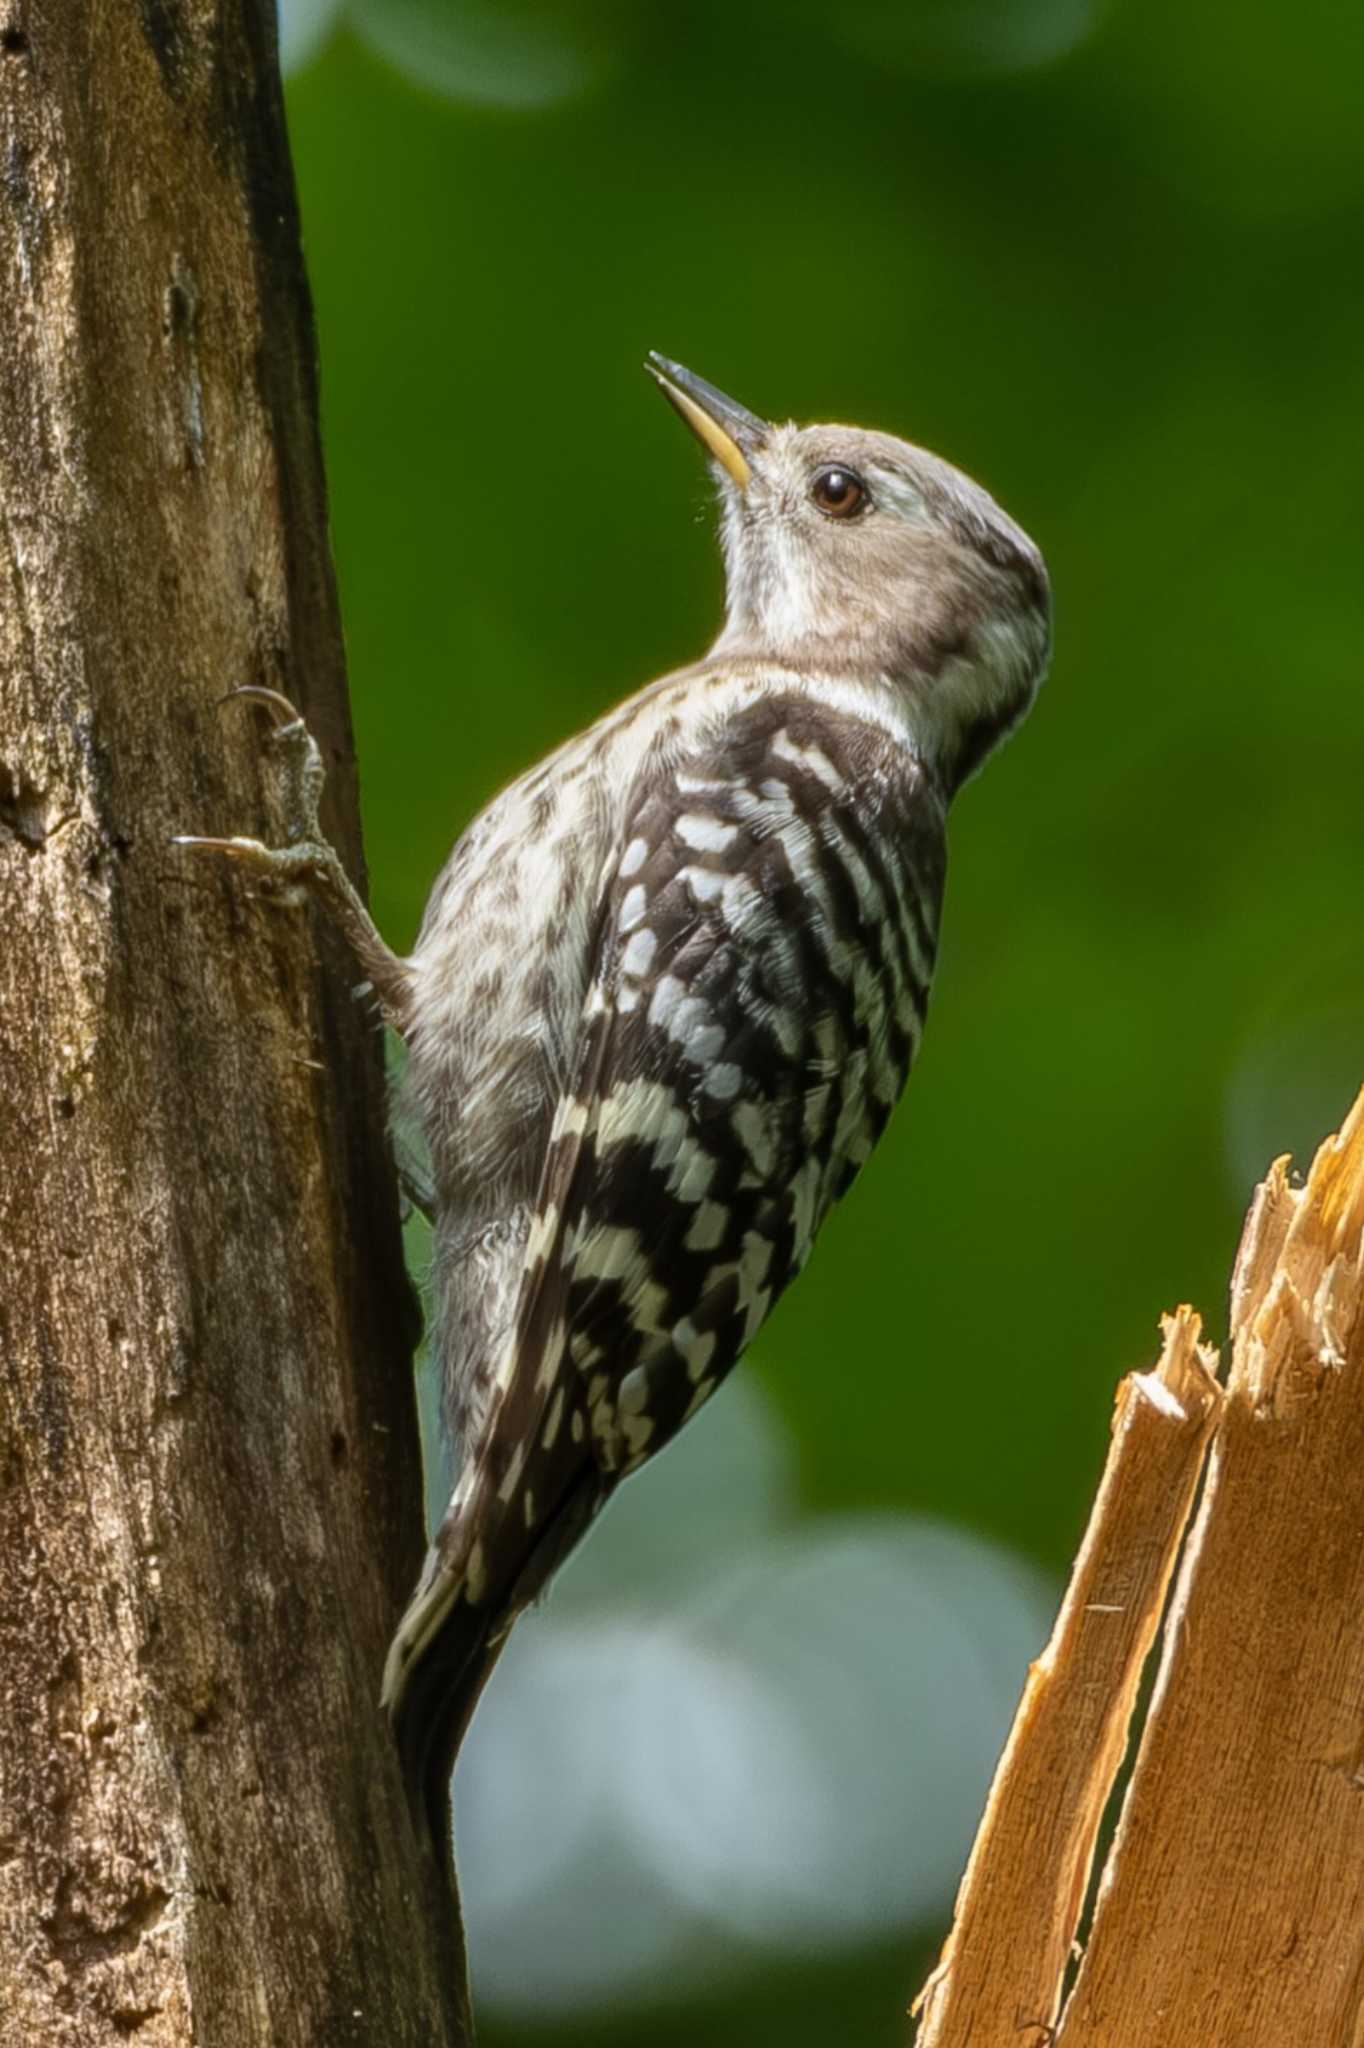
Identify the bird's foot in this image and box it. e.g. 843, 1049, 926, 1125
175, 688, 340, 896
174, 688, 414, 1035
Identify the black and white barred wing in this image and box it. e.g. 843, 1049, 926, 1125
507, 700, 944, 1495
384, 700, 944, 1712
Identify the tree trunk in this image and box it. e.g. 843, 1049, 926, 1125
0, 7, 470, 2042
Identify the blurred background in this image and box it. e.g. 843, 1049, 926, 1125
278, 2, 1364, 2039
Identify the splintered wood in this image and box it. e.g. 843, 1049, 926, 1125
913, 1310, 1222, 2044
915, 1089, 1364, 2048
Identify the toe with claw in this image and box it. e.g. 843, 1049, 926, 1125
173, 688, 415, 1036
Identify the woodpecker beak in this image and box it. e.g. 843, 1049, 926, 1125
646, 352, 768, 490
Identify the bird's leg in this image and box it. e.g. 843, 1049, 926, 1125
175, 688, 415, 1037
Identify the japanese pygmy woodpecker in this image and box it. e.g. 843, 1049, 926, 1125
178, 354, 1051, 1856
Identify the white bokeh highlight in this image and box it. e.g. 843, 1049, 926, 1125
452, 1375, 1057, 2016
280, 0, 1104, 95
279, 0, 618, 106
277, 0, 342, 75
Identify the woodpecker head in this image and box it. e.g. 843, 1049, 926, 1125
647, 352, 1050, 791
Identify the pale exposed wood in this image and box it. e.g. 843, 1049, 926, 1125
913, 1090, 1364, 2048
914, 1310, 1222, 2046
1056, 1094, 1364, 2046
0, 7, 469, 2043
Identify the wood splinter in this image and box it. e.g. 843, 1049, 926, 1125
916, 1088, 1364, 2048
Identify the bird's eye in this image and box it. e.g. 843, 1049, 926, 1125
810, 465, 869, 520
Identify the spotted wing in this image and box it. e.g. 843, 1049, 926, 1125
481, 695, 943, 1549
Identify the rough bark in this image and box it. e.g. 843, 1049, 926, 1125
0, 6, 469, 2042
914, 1090, 1364, 2047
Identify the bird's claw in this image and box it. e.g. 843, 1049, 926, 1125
218, 683, 304, 730
219, 687, 327, 844
172, 830, 272, 864
173, 688, 330, 878
171, 831, 327, 891
173, 685, 415, 1036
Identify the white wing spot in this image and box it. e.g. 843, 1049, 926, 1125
575, 1224, 645, 1285
739, 1230, 775, 1297
677, 812, 738, 854
763, 1002, 801, 1058
820, 811, 883, 922
618, 1364, 648, 1415
742, 1285, 772, 1347
620, 928, 658, 979
681, 864, 725, 903
554, 1099, 590, 1141
466, 1540, 488, 1604
704, 1062, 743, 1101
534, 1315, 566, 1390
803, 1079, 832, 1144
650, 976, 725, 1064
525, 1201, 561, 1267
733, 1099, 777, 1175
673, 1316, 717, 1384
772, 728, 844, 791
679, 1009, 725, 1066
771, 812, 853, 983
595, 1080, 717, 1202
669, 1144, 717, 1204
542, 1385, 565, 1450
789, 1156, 823, 1260
685, 1200, 729, 1252
619, 884, 648, 932
619, 836, 649, 877
647, 973, 686, 1028
523, 1490, 537, 1529
721, 873, 761, 928
570, 1410, 586, 1444
497, 1442, 528, 1502
598, 1079, 682, 1145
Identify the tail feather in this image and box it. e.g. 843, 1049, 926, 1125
383, 1472, 606, 1861
387, 1589, 507, 1868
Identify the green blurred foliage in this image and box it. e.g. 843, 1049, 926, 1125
284, 0, 1364, 2032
